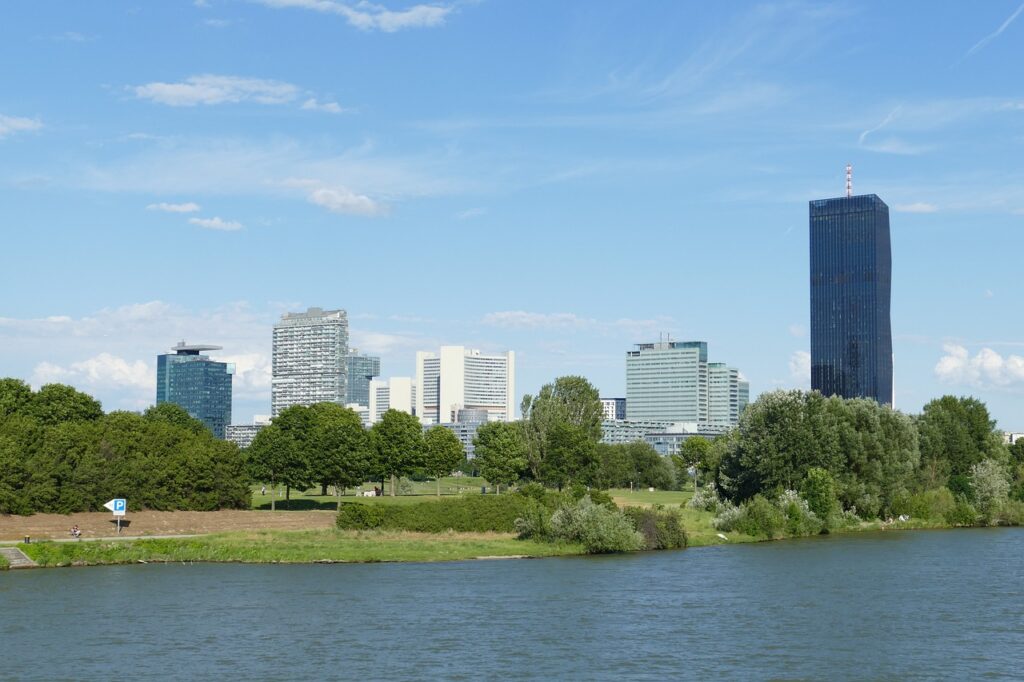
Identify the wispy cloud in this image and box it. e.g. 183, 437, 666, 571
257, 0, 453, 32
894, 202, 938, 213
147, 201, 201, 213
308, 185, 388, 216
131, 74, 299, 106
857, 105, 933, 155
301, 98, 348, 114
0, 114, 43, 139
964, 2, 1024, 58
789, 350, 810, 387
456, 207, 486, 220
935, 343, 1024, 388
189, 216, 243, 231
483, 311, 594, 330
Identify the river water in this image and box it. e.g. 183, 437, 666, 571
2, 529, 1023, 680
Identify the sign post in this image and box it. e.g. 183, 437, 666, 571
104, 498, 127, 534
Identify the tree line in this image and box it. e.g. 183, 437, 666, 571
0, 379, 250, 514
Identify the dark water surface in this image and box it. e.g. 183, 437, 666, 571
2, 529, 1024, 680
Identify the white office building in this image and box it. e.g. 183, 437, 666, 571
369, 377, 417, 424
707, 363, 750, 426
601, 398, 626, 421
271, 307, 348, 417
415, 346, 515, 424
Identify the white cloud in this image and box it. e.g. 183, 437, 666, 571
0, 114, 43, 139
189, 216, 243, 231
894, 202, 938, 213
965, 2, 1024, 58
935, 343, 1024, 387
258, 0, 452, 32
131, 74, 299, 106
219, 352, 272, 400
789, 350, 810, 387
301, 98, 347, 114
308, 186, 388, 216
32, 353, 153, 393
483, 311, 594, 330
147, 201, 201, 213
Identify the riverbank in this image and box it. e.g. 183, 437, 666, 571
14, 529, 584, 568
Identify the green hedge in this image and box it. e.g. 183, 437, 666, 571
336, 495, 531, 533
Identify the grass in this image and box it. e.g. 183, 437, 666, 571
609, 487, 694, 508
0, 554, 8, 570
251, 477, 489, 510
19, 529, 584, 568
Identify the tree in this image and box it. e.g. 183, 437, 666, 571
247, 406, 313, 509
521, 376, 602, 479
626, 441, 674, 490
29, 383, 103, 426
918, 396, 1005, 483
144, 402, 207, 435
801, 467, 839, 519
970, 459, 1010, 523
0, 378, 32, 420
307, 403, 371, 507
423, 426, 465, 496
542, 422, 597, 490
679, 436, 711, 489
473, 421, 527, 494
371, 409, 424, 496
595, 443, 633, 489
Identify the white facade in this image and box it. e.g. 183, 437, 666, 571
271, 307, 348, 417
369, 377, 417, 424
707, 364, 749, 425
415, 346, 515, 424
601, 398, 626, 421
1005, 432, 1024, 446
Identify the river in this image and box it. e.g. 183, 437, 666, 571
2, 529, 1023, 680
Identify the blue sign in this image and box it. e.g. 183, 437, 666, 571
114, 499, 126, 512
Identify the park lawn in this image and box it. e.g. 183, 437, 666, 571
251, 476, 489, 510
19, 529, 584, 568
610, 487, 694, 508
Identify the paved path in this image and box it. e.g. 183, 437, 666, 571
0, 546, 37, 569
0, 534, 204, 546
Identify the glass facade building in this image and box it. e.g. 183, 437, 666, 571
809, 193, 893, 405
345, 351, 381, 407
156, 343, 233, 439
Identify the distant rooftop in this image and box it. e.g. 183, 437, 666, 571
171, 341, 223, 355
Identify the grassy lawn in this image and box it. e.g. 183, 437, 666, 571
609, 487, 694, 508
0, 554, 8, 570
251, 476, 488, 510
19, 529, 583, 567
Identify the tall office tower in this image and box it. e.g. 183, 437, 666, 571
345, 350, 381, 407
626, 341, 709, 423
271, 307, 348, 417
415, 346, 515, 424
600, 398, 627, 421
707, 363, 749, 425
809, 170, 893, 404
368, 377, 416, 424
156, 342, 233, 438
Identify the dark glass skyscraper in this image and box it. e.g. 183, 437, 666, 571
809, 193, 892, 404
345, 350, 380, 407
156, 342, 233, 438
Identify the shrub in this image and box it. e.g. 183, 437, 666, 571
800, 468, 839, 519
996, 499, 1024, 526
550, 496, 644, 553
714, 495, 785, 538
336, 503, 385, 530
711, 502, 742, 531
623, 505, 687, 550
514, 499, 554, 540
336, 495, 530, 533
904, 488, 955, 521
688, 482, 722, 512
777, 490, 822, 536
944, 496, 979, 527
971, 459, 1010, 523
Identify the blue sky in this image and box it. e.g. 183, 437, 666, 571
1, 1, 1023, 428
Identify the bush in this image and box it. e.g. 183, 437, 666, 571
336, 495, 530, 533
996, 499, 1024, 526
777, 490, 822, 536
513, 499, 554, 540
550, 496, 644, 553
943, 496, 979, 527
623, 505, 687, 550
688, 482, 722, 512
800, 468, 839, 519
335, 502, 385, 530
713, 495, 785, 538
903, 488, 955, 521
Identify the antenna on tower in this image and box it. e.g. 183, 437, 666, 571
845, 163, 852, 198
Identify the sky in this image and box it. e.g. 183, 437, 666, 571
1, 1, 1023, 429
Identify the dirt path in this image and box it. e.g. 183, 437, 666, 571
0, 510, 337, 541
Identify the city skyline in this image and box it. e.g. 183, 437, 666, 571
2, 3, 1023, 427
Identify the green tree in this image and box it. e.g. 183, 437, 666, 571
918, 396, 1005, 483
679, 436, 711, 489
0, 378, 33, 420
520, 376, 602, 479
595, 443, 633, 489
473, 421, 527, 494
371, 409, 425, 496
970, 459, 1010, 523
423, 426, 465, 496
307, 403, 371, 506
247, 407, 313, 509
626, 440, 674, 490
143, 402, 207, 435
801, 467, 839, 519
542, 422, 597, 490
29, 383, 103, 426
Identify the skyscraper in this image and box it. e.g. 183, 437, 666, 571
368, 377, 416, 423
345, 350, 381, 407
271, 307, 348, 416
707, 363, 749, 425
156, 342, 233, 438
415, 346, 515, 424
809, 180, 893, 404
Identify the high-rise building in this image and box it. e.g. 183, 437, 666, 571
809, 183, 893, 404
707, 363, 749, 425
226, 415, 271, 449
369, 377, 416, 424
345, 350, 380, 407
156, 342, 233, 439
415, 346, 515, 424
601, 398, 626, 421
625, 340, 745, 426
271, 307, 348, 417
